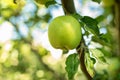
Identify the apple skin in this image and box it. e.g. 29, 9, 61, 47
34, 0, 52, 5
48, 15, 82, 50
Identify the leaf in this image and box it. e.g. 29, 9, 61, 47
95, 15, 105, 22
65, 53, 79, 80
81, 16, 100, 36
92, 0, 102, 4
72, 13, 84, 27
99, 56, 106, 62
90, 49, 106, 63
85, 53, 96, 68
90, 57, 96, 64
93, 70, 109, 80
92, 36, 111, 47
97, 48, 112, 57
72, 13, 83, 20
99, 33, 112, 43
45, 1, 57, 8
85, 52, 96, 76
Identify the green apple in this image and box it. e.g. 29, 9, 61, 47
48, 15, 82, 50
34, 0, 52, 5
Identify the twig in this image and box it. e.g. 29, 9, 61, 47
76, 39, 92, 80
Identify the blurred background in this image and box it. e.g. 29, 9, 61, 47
0, 0, 120, 80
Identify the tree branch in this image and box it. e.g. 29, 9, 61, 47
77, 39, 92, 80
61, 0, 76, 14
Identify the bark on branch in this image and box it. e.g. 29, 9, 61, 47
76, 39, 92, 80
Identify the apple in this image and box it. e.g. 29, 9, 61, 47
34, 0, 52, 5
48, 15, 82, 50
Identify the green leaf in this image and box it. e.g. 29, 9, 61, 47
65, 53, 79, 80
99, 56, 106, 62
72, 13, 84, 27
95, 15, 105, 22
90, 49, 106, 63
81, 16, 100, 36
97, 48, 112, 57
92, 0, 102, 4
45, 1, 57, 8
72, 13, 83, 20
90, 57, 96, 64
93, 70, 109, 80
85, 52, 96, 76
92, 36, 111, 47
99, 33, 112, 43
79, 21, 85, 28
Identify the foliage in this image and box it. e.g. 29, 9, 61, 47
81, 16, 100, 36
65, 53, 79, 80
0, 0, 120, 80
92, 0, 101, 4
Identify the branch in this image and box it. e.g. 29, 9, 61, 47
77, 39, 92, 80
61, 0, 76, 14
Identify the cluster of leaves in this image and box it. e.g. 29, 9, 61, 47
64, 0, 120, 79
41, 0, 120, 80
65, 12, 112, 79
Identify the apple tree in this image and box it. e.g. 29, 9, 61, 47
0, 0, 120, 80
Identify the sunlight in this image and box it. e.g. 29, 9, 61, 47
0, 22, 14, 43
